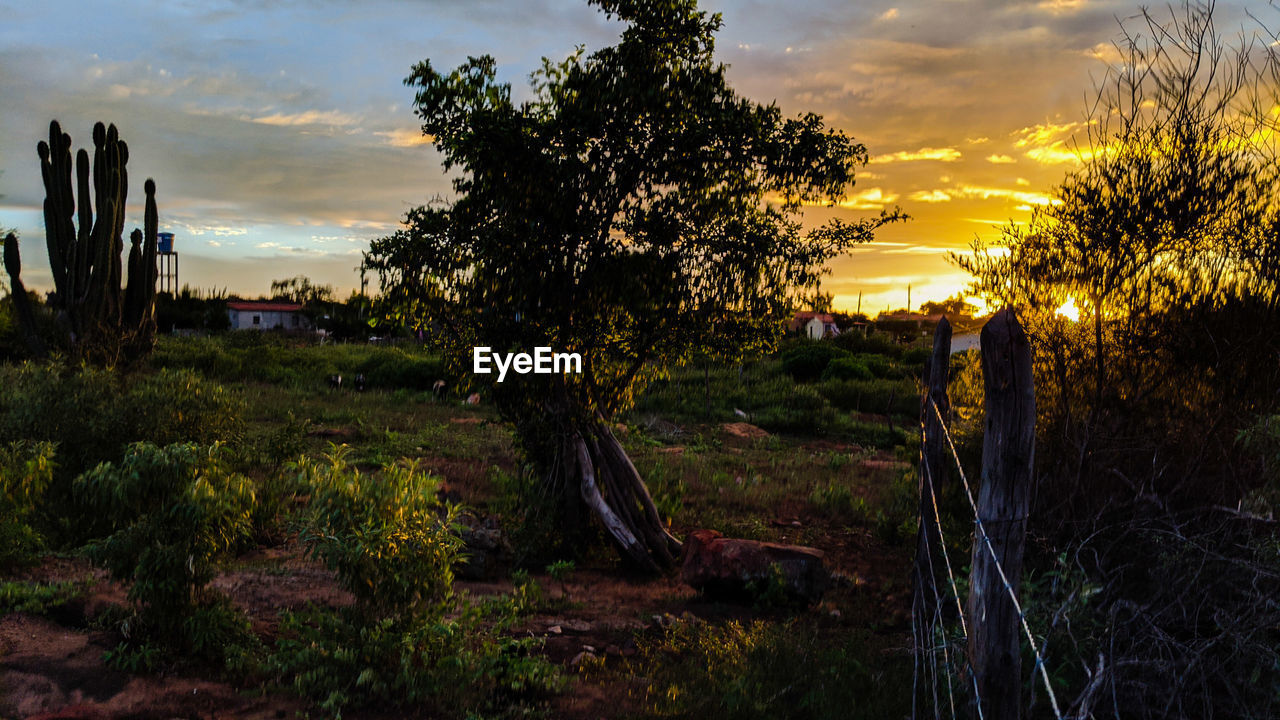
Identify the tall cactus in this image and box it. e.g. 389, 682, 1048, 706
2, 120, 159, 364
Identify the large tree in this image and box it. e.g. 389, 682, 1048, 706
365, 0, 901, 570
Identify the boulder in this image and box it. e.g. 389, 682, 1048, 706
681, 529, 828, 604
456, 522, 511, 581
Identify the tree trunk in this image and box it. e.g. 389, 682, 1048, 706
562, 417, 683, 572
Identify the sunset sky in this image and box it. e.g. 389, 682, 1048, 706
0, 0, 1267, 312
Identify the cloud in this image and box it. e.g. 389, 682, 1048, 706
878, 8, 899, 21
836, 187, 899, 209
953, 185, 1059, 206
373, 127, 434, 147
986, 154, 1016, 164
871, 147, 962, 164
1038, 0, 1088, 13
251, 109, 362, 127
909, 190, 952, 203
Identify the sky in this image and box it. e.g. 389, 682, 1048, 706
0, 0, 1268, 312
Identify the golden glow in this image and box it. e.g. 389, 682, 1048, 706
870, 147, 962, 164
1056, 297, 1081, 321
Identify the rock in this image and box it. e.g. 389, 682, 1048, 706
455, 524, 511, 581
569, 651, 598, 666
546, 625, 562, 635
681, 529, 829, 605
721, 422, 769, 439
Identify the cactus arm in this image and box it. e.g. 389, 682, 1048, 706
73, 148, 91, 302
3, 233, 48, 357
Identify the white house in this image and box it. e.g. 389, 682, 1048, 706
226, 301, 311, 331
790, 311, 841, 340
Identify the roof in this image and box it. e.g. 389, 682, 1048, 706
789, 311, 835, 330
227, 301, 304, 312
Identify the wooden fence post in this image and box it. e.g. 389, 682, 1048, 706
968, 308, 1036, 720
913, 317, 952, 633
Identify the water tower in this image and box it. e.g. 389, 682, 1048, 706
157, 232, 178, 294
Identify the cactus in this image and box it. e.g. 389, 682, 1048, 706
2, 120, 159, 364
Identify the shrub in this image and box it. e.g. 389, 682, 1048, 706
0, 578, 87, 615
0, 441, 55, 570
0, 362, 123, 478
831, 330, 902, 357
751, 384, 837, 434
631, 619, 910, 719
820, 356, 873, 381
298, 449, 463, 620
269, 599, 564, 717
76, 442, 256, 662
780, 343, 849, 382
125, 368, 246, 447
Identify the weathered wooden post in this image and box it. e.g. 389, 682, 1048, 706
913, 317, 952, 621
968, 308, 1035, 720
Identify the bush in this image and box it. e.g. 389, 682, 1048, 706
820, 356, 872, 381
298, 449, 463, 620
76, 442, 256, 662
270, 592, 564, 717
278, 456, 564, 716
0, 363, 124, 478
126, 368, 245, 447
751, 384, 838, 435
780, 342, 849, 382
0, 441, 55, 570
630, 619, 910, 719
0, 364, 248, 544
831, 330, 902, 358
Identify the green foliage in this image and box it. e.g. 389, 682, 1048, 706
819, 356, 871, 381
831, 329, 903, 357
0, 363, 245, 479
76, 442, 256, 660
0, 363, 247, 544
490, 464, 584, 567
808, 481, 871, 524
125, 368, 245, 446
364, 0, 903, 566
0, 578, 87, 615
631, 619, 909, 719
0, 441, 55, 569
269, 601, 565, 717
298, 449, 463, 620
151, 334, 445, 391
780, 342, 848, 382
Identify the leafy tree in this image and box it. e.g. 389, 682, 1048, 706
918, 294, 975, 318
957, 0, 1280, 511
365, 0, 901, 570
270, 275, 335, 306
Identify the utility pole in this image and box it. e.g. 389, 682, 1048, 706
907, 284, 912, 313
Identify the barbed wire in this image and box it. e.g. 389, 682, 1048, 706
921, 393, 1065, 720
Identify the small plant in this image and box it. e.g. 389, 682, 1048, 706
75, 442, 256, 664
630, 619, 910, 719
0, 440, 55, 570
298, 448, 463, 620
546, 559, 576, 603
0, 578, 88, 615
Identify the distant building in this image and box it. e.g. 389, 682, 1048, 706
226, 301, 311, 331
789, 311, 840, 340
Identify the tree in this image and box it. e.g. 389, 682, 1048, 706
954, 0, 1280, 518
270, 275, 335, 307
919, 294, 974, 318
365, 0, 902, 570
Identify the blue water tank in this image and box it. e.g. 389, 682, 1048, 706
157, 232, 174, 254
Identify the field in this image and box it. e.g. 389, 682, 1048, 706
0, 332, 941, 719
